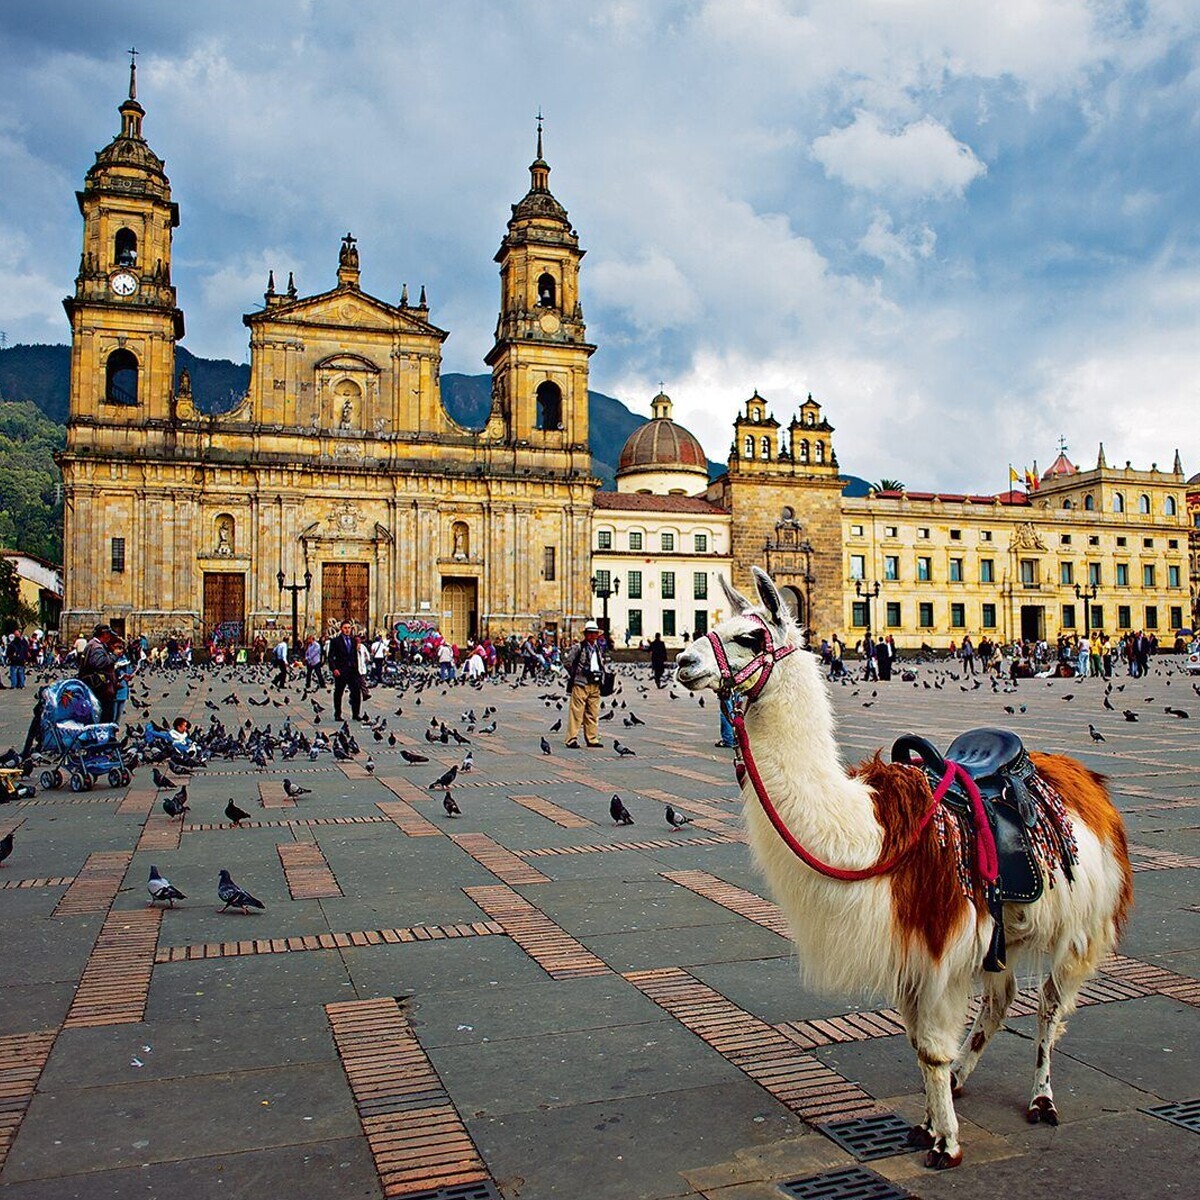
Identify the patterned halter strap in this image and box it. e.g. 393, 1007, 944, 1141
705, 611, 797, 703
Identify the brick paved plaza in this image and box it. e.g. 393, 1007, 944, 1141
0, 656, 1197, 1199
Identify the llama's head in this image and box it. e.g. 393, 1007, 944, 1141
675, 566, 803, 699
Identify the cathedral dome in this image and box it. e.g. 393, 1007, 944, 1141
617, 393, 708, 477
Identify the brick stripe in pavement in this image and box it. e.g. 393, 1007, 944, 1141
0, 875, 74, 890
0, 1030, 57, 1173
325, 996, 493, 1197
377, 800, 442, 837
277, 839, 343, 899
450, 832, 551, 885
465, 883, 610, 978
64, 907, 162, 1027
51, 851, 132, 917
625, 966, 880, 1123
508, 793, 595, 827
155, 920, 505, 963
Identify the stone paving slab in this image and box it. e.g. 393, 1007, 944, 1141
1, 659, 1198, 1198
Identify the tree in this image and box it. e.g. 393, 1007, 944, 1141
875, 478, 905, 493
0, 557, 37, 632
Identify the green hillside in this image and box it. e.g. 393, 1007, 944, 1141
0, 401, 65, 562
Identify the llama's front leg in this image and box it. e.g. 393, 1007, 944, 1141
899, 984, 967, 1169
951, 970, 1017, 1095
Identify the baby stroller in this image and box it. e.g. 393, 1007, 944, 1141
37, 679, 132, 792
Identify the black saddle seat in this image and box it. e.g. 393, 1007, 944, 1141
944, 728, 1025, 780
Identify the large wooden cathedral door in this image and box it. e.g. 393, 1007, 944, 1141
440, 578, 478, 645
203, 572, 246, 643
322, 563, 370, 633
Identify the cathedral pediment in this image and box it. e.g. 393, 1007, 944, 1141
243, 287, 447, 340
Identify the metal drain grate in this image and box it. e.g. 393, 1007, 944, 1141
779, 1165, 912, 1200
401, 1183, 501, 1200
1144, 1098, 1200, 1134
817, 1112, 916, 1160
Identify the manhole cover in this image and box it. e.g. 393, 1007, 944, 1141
817, 1112, 916, 1160
402, 1182, 501, 1200
1144, 1098, 1200, 1134
779, 1165, 912, 1200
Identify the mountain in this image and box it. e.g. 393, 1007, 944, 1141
0, 345, 723, 489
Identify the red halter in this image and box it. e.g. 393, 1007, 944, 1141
705, 612, 797, 703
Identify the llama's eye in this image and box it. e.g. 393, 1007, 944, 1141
733, 631, 764, 650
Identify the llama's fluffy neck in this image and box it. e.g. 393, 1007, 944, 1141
740, 647, 882, 870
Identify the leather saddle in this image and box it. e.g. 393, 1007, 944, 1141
891, 727, 1043, 906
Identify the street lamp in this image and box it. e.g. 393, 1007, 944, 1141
855, 579, 881, 640
798, 538, 815, 629
277, 566, 313, 656
590, 573, 620, 636
1074, 581, 1099, 637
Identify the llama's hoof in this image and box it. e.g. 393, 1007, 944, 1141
1027, 1096, 1059, 1126
950, 1069, 964, 1098
924, 1141, 963, 1170
907, 1124, 934, 1149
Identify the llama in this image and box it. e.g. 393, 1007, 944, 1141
675, 567, 1132, 1170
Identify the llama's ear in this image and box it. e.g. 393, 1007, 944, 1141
719, 574, 752, 614
751, 566, 786, 628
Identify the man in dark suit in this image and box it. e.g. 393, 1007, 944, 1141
327, 621, 363, 721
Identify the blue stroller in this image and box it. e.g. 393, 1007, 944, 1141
37, 679, 132, 792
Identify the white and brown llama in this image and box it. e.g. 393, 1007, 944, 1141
675, 567, 1132, 1170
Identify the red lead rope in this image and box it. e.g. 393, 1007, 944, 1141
732, 713, 999, 884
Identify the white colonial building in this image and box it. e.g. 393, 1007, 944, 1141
590, 392, 733, 647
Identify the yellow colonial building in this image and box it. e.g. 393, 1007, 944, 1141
59, 73, 597, 645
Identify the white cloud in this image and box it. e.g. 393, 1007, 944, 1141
858, 210, 937, 267
588, 251, 700, 331
812, 112, 987, 198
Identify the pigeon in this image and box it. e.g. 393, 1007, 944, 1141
460, 751, 474, 773
1122, 710, 1139, 722
1087, 725, 1105, 743
613, 740, 636, 757
1003, 705, 1015, 714
147, 865, 186, 907
0, 831, 12, 866
365, 756, 376, 775
627, 712, 645, 726
152, 767, 177, 789
400, 750, 429, 763
540, 737, 553, 755
430, 764, 459, 790
665, 804, 692, 829
549, 718, 562, 733
1165, 707, 1190, 719
162, 786, 189, 818
610, 794, 635, 826
283, 778, 311, 798
217, 868, 265, 912
1103, 694, 1115, 710
1061, 694, 1075, 702
442, 792, 461, 817
478, 721, 497, 735
225, 798, 251, 826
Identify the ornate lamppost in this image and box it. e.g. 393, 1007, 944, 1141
277, 566, 313, 656
855, 579, 881, 641
590, 573, 620, 636
1074, 581, 1099, 638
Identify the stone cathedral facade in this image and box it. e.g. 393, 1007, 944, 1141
59, 73, 597, 646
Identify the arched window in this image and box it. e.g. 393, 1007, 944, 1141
798, 440, 809, 463
1165, 495, 1178, 516
1138, 494, 1151, 514
744, 435, 754, 457
815, 441, 825, 464
535, 381, 563, 430
1113, 493, 1125, 513
537, 272, 557, 308
1084, 494, 1095, 511
105, 348, 138, 405
780, 505, 795, 521
1063, 499, 1073, 510
760, 436, 771, 460
114, 227, 138, 267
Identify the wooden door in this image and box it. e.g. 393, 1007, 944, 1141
203, 572, 246, 643
322, 563, 370, 633
440, 578, 477, 645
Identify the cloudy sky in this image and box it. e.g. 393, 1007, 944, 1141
2, 1, 1198, 490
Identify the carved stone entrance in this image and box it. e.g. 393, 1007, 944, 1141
441, 577, 478, 645
322, 563, 370, 633
204, 572, 246, 643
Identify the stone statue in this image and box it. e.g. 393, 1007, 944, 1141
216, 518, 233, 556
339, 398, 353, 429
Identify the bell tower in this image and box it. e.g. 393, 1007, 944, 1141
64, 50, 184, 427
485, 118, 594, 450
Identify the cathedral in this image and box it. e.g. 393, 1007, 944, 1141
59, 67, 597, 647
58, 69, 1194, 652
